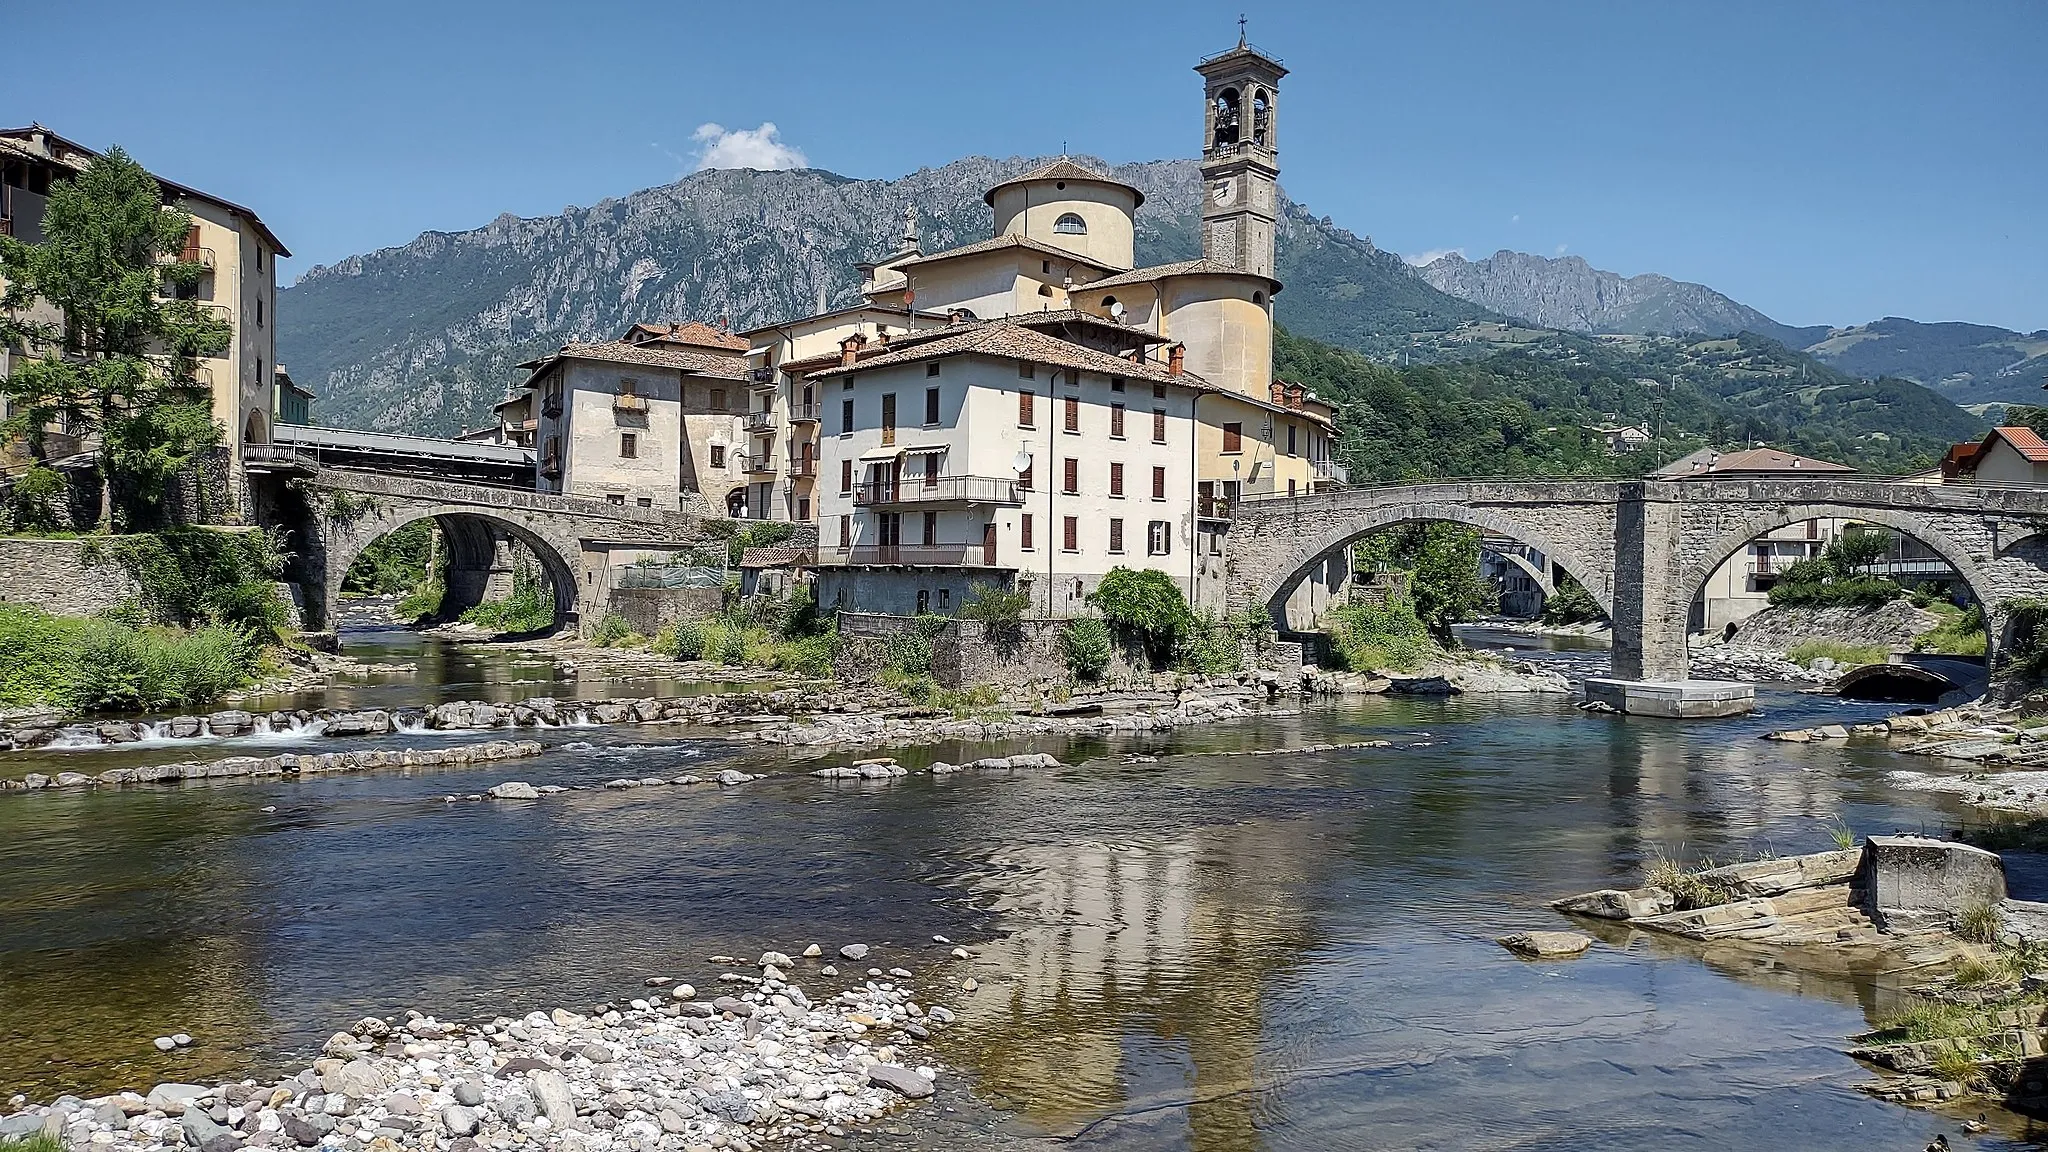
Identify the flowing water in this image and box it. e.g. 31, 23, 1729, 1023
1, 623, 2040, 1150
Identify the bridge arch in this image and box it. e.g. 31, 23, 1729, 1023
1256, 501, 1616, 626
325, 506, 581, 641
1675, 502, 1999, 663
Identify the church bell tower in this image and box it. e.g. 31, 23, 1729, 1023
1196, 30, 1286, 278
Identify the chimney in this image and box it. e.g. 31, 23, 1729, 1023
1270, 380, 1285, 405
947, 311, 963, 326
720, 315, 731, 332
1127, 347, 1143, 364
1167, 344, 1185, 376
839, 333, 866, 367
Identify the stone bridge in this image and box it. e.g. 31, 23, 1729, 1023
1224, 479, 2048, 680
248, 462, 716, 636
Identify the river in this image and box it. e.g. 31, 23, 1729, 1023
0, 621, 2038, 1150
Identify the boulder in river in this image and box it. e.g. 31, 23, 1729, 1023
487, 781, 540, 800
1496, 931, 1594, 958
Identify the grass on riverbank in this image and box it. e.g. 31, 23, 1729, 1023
0, 604, 265, 712
1785, 639, 1890, 667
1, 1135, 65, 1152
1913, 602, 1989, 657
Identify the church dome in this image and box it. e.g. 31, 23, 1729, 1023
985, 159, 1141, 271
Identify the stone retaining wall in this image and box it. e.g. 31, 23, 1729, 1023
606, 586, 724, 636
0, 537, 140, 618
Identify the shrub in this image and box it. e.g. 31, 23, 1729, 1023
656, 618, 710, 660
1087, 567, 1193, 666
1913, 602, 1987, 656
884, 615, 948, 677
1061, 617, 1113, 682
727, 520, 797, 565
0, 605, 259, 712
957, 582, 1031, 624
343, 520, 434, 594
1326, 592, 1435, 673
1767, 574, 1902, 608
10, 464, 69, 532
1, 1135, 67, 1152
719, 622, 747, 665
393, 579, 445, 624
1176, 608, 1264, 675
590, 613, 636, 647
1784, 639, 1888, 667
1958, 900, 2003, 944
460, 563, 555, 633
776, 633, 838, 677
1643, 852, 1738, 912
1540, 572, 1606, 625
89, 527, 291, 634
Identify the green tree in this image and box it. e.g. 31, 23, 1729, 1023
1825, 528, 1891, 575
1355, 523, 1496, 644
1086, 566, 1194, 666
0, 146, 230, 530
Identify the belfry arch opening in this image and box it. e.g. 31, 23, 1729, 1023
333, 511, 577, 643
1681, 511, 1987, 691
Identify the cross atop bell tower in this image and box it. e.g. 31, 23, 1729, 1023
1195, 30, 1286, 277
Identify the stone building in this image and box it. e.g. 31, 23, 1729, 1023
0, 123, 289, 507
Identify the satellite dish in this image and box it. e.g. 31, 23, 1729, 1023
1011, 447, 1033, 476
1108, 300, 1126, 321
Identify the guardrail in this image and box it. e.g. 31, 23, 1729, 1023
831, 543, 999, 567
852, 476, 1020, 506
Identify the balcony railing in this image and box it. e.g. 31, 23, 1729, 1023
1197, 496, 1235, 521
748, 365, 775, 386
613, 393, 647, 413
789, 457, 818, 478
787, 403, 821, 423
852, 476, 1021, 506
743, 456, 778, 475
835, 543, 1003, 568
1311, 458, 1349, 485
744, 409, 777, 431
178, 246, 216, 268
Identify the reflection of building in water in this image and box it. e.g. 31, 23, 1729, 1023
950, 822, 1320, 1148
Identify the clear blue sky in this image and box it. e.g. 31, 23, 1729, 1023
5, 0, 2042, 332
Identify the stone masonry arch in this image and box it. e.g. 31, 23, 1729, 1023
325, 506, 582, 636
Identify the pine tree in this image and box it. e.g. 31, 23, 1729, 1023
0, 146, 231, 530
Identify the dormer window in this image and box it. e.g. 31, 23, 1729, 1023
1053, 213, 1087, 235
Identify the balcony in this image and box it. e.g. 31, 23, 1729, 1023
613, 392, 647, 413
743, 455, 778, 476
1311, 458, 1349, 485
748, 365, 776, 387
744, 409, 777, 432
832, 543, 1005, 568
789, 457, 818, 478
852, 476, 1021, 507
1197, 496, 1235, 521
788, 403, 821, 423
178, 246, 216, 269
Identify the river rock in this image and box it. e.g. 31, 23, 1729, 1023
487, 781, 540, 800
450, 1080, 484, 1108
439, 1104, 480, 1136
526, 1069, 576, 1126
145, 1084, 211, 1114
866, 1065, 935, 1099
716, 769, 753, 786
207, 710, 256, 735
181, 1108, 230, 1148
323, 711, 391, 737
495, 1087, 537, 1126
281, 1113, 331, 1146
1387, 675, 1458, 695
840, 943, 870, 961
1497, 930, 1594, 958
168, 716, 203, 739
1552, 887, 1677, 920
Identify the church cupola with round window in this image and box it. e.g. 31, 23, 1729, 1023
984, 159, 1141, 270
1196, 32, 1286, 278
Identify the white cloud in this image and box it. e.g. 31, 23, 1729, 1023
1404, 247, 1465, 267
1554, 243, 1570, 256
1511, 213, 1521, 224
689, 122, 808, 172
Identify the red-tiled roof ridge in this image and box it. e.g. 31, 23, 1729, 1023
1992, 425, 2048, 463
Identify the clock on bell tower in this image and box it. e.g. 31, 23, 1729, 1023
1195, 32, 1286, 278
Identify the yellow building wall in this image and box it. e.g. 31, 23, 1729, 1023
1159, 278, 1271, 398
989, 183, 1138, 271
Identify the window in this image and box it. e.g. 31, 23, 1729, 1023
797, 497, 810, 520
840, 459, 853, 494
1109, 462, 1124, 497
1152, 408, 1166, 444
1019, 361, 1034, 379
1063, 394, 1080, 433
841, 397, 855, 435
881, 393, 896, 445
838, 515, 850, 548
1018, 390, 1036, 428
1110, 378, 1125, 393
255, 247, 264, 272
1108, 518, 1124, 554
938, 588, 951, 608
1152, 465, 1166, 500
710, 387, 726, 411
1287, 423, 1298, 455
1063, 516, 1079, 552
1110, 403, 1125, 438
1287, 478, 1297, 497
256, 298, 264, 327
923, 454, 940, 487
1042, 260, 1052, 274
1148, 521, 1171, 556
1021, 513, 1035, 550
1053, 212, 1087, 234
1222, 422, 1243, 453
926, 362, 941, 377
607, 494, 625, 506
925, 387, 940, 425
1018, 460, 1034, 490
711, 444, 726, 468
637, 497, 653, 508
620, 433, 637, 458
1063, 457, 1079, 495
917, 589, 930, 614
921, 511, 938, 546
1038, 284, 1054, 298
1154, 384, 1167, 400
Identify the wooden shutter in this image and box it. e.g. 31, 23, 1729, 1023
1110, 462, 1123, 496
1064, 394, 1079, 432
1019, 390, 1034, 426
1063, 516, 1078, 551
1223, 422, 1242, 453
1063, 458, 1078, 494
1021, 513, 1034, 550
1152, 409, 1166, 442
1152, 466, 1166, 499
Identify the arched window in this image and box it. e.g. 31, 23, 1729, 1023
1053, 212, 1087, 235
243, 410, 268, 444
1037, 284, 1055, 298
1252, 291, 1266, 306
1213, 88, 1241, 148
1252, 89, 1271, 146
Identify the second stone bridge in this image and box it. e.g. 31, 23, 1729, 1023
1224, 478, 2048, 680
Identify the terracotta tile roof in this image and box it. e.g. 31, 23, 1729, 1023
623, 321, 749, 352
813, 320, 1192, 388
1940, 440, 1987, 478
738, 545, 815, 569
516, 340, 748, 381
1013, 309, 1173, 344
983, 159, 1146, 208
1650, 446, 1857, 479
1993, 426, 2048, 462
1073, 258, 1280, 292
889, 232, 1121, 272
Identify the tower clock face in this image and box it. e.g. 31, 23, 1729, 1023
1211, 179, 1235, 207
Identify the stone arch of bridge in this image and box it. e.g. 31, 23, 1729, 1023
1256, 501, 1616, 625
1676, 502, 1999, 660
324, 505, 582, 640
1485, 548, 1556, 597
